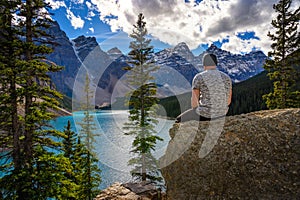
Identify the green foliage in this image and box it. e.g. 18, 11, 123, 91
0, 133, 78, 200
32, 147, 78, 200
77, 74, 98, 151
76, 74, 102, 200
128, 152, 162, 182
0, 0, 80, 199
62, 120, 101, 200
63, 121, 78, 160
123, 13, 162, 183
227, 71, 272, 115
158, 92, 191, 118
263, 0, 300, 109
76, 140, 101, 200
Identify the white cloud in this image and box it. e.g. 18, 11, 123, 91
12, 13, 25, 26
90, 0, 300, 54
221, 36, 258, 54
45, 0, 66, 10
66, 8, 85, 29
88, 11, 96, 18
89, 27, 95, 33
86, 1, 93, 9
71, 0, 85, 4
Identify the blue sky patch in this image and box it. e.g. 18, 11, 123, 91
237, 31, 260, 40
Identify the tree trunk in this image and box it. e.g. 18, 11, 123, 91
142, 153, 146, 181
17, 1, 34, 199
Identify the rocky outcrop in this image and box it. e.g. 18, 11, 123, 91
160, 109, 300, 199
95, 182, 166, 200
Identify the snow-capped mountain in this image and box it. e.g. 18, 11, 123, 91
107, 47, 123, 60
154, 42, 202, 70
153, 43, 200, 95
46, 22, 267, 106
198, 44, 266, 82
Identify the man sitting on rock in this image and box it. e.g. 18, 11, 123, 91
176, 53, 232, 123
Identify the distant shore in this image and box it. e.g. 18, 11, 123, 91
51, 107, 72, 116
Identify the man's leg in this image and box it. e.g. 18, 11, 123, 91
175, 109, 200, 123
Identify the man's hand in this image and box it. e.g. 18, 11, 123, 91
191, 89, 200, 108
228, 88, 232, 105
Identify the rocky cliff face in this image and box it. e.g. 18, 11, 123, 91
160, 108, 300, 199
46, 21, 82, 97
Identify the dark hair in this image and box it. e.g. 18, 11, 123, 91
203, 53, 218, 66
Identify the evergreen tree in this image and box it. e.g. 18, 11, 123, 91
63, 120, 78, 161
263, 0, 300, 109
62, 120, 81, 188
17, 0, 64, 199
77, 74, 101, 200
62, 120, 103, 200
0, 0, 31, 198
76, 141, 101, 200
33, 145, 78, 200
0, 0, 23, 182
0, 0, 76, 199
123, 13, 162, 182
77, 74, 98, 151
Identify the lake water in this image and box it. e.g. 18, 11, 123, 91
49, 110, 174, 189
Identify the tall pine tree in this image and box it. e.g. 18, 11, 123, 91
263, 0, 300, 108
77, 74, 101, 200
0, 1, 23, 187
0, 0, 76, 199
123, 13, 162, 182
61, 120, 80, 197
62, 120, 102, 200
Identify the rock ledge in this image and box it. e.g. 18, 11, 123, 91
160, 108, 300, 199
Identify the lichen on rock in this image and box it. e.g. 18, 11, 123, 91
160, 109, 300, 199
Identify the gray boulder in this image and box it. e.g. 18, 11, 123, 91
160, 109, 300, 199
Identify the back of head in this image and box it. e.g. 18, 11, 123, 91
203, 53, 218, 66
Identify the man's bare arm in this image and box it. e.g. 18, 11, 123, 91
191, 89, 200, 108
228, 88, 232, 105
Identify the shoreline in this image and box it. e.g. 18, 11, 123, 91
71, 109, 176, 120
50, 107, 72, 117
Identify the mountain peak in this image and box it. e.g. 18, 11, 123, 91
107, 47, 123, 55
107, 47, 124, 60
248, 50, 266, 57
72, 35, 98, 48
174, 42, 190, 51
172, 42, 194, 61
72, 35, 107, 62
207, 44, 220, 51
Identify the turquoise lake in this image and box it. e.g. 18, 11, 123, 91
49, 110, 174, 189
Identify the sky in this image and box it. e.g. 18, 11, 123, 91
46, 0, 300, 55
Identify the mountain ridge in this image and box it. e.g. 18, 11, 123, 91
46, 21, 267, 106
